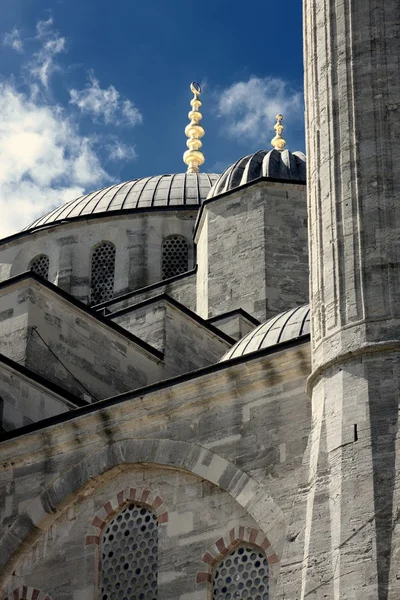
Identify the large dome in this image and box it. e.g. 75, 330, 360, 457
208, 149, 306, 199
25, 173, 219, 232
221, 305, 310, 361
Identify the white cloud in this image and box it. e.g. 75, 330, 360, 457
36, 16, 53, 38
217, 77, 303, 142
29, 17, 66, 88
121, 100, 142, 126
4, 28, 24, 53
69, 75, 142, 126
107, 140, 137, 162
0, 83, 108, 237
0, 17, 143, 238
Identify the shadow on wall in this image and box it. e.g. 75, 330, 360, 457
0, 438, 286, 588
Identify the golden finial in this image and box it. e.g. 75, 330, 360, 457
183, 82, 205, 173
271, 114, 287, 151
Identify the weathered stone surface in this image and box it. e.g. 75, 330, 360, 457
0, 212, 197, 303
1, 3, 396, 590
0, 342, 310, 595
293, 1, 400, 598
0, 359, 74, 431
0, 278, 164, 400
195, 180, 308, 322
101, 271, 197, 314
207, 309, 258, 341
112, 296, 232, 374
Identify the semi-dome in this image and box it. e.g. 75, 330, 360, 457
25, 173, 219, 232
221, 304, 310, 361
207, 149, 306, 199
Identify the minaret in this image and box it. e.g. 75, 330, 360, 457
183, 82, 205, 173
300, 1, 400, 599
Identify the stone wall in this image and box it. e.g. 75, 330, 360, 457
0, 211, 197, 304
112, 300, 166, 353
99, 270, 197, 315
111, 295, 233, 375
0, 340, 311, 598
0, 358, 77, 431
0, 287, 29, 365
208, 310, 259, 342
298, 0, 400, 598
195, 180, 308, 322
3, 466, 268, 600
0, 276, 164, 401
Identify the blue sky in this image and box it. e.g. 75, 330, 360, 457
0, 0, 304, 236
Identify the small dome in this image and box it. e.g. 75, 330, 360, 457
220, 305, 310, 361
25, 173, 219, 232
207, 149, 306, 199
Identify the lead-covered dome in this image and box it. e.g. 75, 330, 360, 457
221, 305, 310, 361
25, 173, 219, 232
208, 149, 306, 199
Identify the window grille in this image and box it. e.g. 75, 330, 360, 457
161, 236, 189, 280
99, 503, 158, 600
29, 254, 49, 280
213, 546, 269, 600
90, 242, 116, 305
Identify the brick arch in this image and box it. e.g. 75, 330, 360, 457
85, 486, 168, 546
195, 526, 279, 585
0, 438, 285, 588
3, 588, 52, 600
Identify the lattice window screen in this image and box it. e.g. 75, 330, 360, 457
213, 546, 269, 600
99, 503, 158, 600
90, 242, 116, 305
29, 254, 49, 280
161, 236, 189, 280
100, 504, 158, 600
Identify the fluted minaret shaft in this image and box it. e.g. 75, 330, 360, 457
306, 0, 400, 362
299, 1, 400, 599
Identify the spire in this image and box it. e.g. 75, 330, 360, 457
183, 82, 205, 173
271, 114, 286, 151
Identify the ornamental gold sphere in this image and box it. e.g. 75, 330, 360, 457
183, 82, 205, 173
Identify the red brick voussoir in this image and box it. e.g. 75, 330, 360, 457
3, 588, 52, 600
85, 487, 168, 547
195, 526, 278, 585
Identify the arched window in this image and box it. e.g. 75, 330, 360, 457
29, 254, 49, 280
99, 503, 158, 600
90, 242, 116, 305
161, 235, 189, 280
212, 546, 269, 600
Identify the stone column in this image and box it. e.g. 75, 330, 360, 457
302, 0, 400, 598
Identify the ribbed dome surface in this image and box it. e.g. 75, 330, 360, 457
25, 173, 219, 231
208, 149, 306, 199
221, 305, 310, 361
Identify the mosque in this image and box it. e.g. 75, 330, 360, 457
0, 2, 399, 599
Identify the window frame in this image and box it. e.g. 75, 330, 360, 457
89, 241, 116, 306
29, 254, 50, 280
211, 543, 269, 600
161, 235, 190, 280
